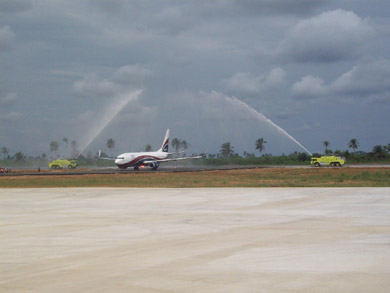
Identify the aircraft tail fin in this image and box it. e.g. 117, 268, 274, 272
158, 129, 169, 153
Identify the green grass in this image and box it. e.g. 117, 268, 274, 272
1, 167, 390, 188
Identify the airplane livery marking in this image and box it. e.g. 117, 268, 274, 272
99, 129, 202, 170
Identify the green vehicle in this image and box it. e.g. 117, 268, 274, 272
48, 159, 78, 169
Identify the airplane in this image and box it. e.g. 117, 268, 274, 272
99, 129, 203, 170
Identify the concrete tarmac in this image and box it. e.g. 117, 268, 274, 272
1, 188, 389, 292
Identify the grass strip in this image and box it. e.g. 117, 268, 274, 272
1, 168, 390, 188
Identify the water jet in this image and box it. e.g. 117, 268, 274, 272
76, 89, 142, 158
226, 96, 312, 156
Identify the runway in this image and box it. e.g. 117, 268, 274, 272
0, 165, 265, 176
1, 188, 389, 292
2, 164, 390, 177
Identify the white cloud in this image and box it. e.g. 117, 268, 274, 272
72, 64, 152, 99
263, 68, 286, 88
331, 59, 390, 96
292, 75, 327, 99
113, 64, 154, 84
0, 92, 18, 106
0, 111, 21, 121
0, 25, 14, 51
223, 68, 286, 95
277, 9, 374, 62
292, 59, 390, 104
223, 72, 262, 94
365, 92, 390, 106
72, 74, 118, 98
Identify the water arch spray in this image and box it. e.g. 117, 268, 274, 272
226, 96, 312, 156
76, 89, 143, 158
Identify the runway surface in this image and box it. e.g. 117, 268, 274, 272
0, 165, 263, 176
2, 164, 390, 176
1, 188, 389, 292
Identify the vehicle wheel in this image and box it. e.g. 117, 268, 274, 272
314, 162, 320, 167
330, 162, 334, 167
336, 162, 341, 167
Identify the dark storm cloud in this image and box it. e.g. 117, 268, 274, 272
87, 0, 126, 13
1, 0, 390, 155
229, 0, 331, 15
0, 0, 32, 13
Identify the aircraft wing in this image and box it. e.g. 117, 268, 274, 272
98, 150, 116, 160
145, 155, 203, 164
99, 157, 116, 161
166, 151, 185, 156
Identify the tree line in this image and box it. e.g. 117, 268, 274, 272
1, 136, 390, 166
320, 138, 390, 159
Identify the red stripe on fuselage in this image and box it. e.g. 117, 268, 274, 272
116, 155, 162, 169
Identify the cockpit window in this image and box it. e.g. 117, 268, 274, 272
117, 157, 125, 160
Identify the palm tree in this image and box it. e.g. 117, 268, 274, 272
1, 146, 9, 160
219, 142, 234, 158
348, 138, 359, 153
106, 138, 115, 156
323, 141, 330, 153
181, 140, 189, 155
255, 138, 267, 154
62, 137, 68, 147
71, 140, 78, 158
145, 144, 152, 152
49, 141, 60, 157
171, 138, 181, 152
372, 145, 386, 158
14, 151, 25, 162
384, 143, 390, 154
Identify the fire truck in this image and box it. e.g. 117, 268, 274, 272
48, 159, 78, 169
310, 156, 345, 167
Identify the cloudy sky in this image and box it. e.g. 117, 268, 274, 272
1, 0, 389, 157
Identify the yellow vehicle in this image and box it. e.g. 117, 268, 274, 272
48, 159, 78, 169
311, 156, 345, 167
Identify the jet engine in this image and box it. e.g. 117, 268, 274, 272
148, 161, 159, 170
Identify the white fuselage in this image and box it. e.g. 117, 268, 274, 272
115, 151, 169, 169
